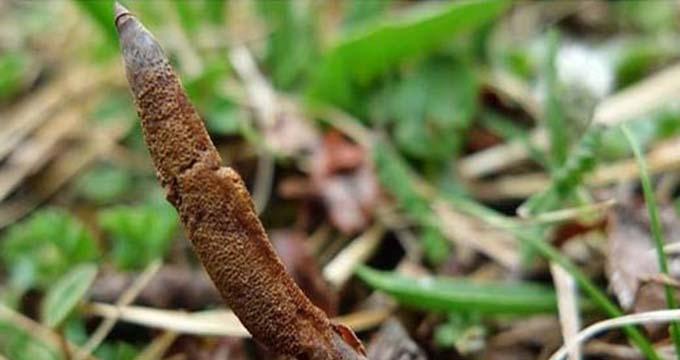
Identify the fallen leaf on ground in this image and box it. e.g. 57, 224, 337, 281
606, 202, 680, 311
307, 131, 379, 234
367, 317, 427, 360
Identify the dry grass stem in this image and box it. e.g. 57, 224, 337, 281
76, 260, 162, 360
550, 263, 582, 360
433, 201, 520, 269
461, 62, 680, 180
471, 136, 680, 200
0, 95, 100, 202
323, 224, 386, 288
0, 119, 132, 228
550, 309, 680, 360
0, 66, 119, 161
86, 303, 389, 337
518, 199, 615, 223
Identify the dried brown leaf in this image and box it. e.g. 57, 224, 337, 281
366, 318, 427, 360
310, 132, 378, 234
606, 204, 680, 311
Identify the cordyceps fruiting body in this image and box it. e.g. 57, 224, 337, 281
113, 3, 366, 359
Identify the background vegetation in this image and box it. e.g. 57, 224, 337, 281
3, 1, 680, 359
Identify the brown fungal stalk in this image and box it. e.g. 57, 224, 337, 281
113, 3, 366, 359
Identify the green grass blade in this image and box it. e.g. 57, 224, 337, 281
622, 124, 680, 356
544, 29, 568, 167
356, 266, 558, 315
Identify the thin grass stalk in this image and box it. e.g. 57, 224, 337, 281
622, 124, 680, 357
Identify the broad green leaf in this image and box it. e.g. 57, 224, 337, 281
307, 0, 508, 110
99, 202, 178, 270
41, 263, 98, 328
1, 209, 99, 290
356, 266, 558, 314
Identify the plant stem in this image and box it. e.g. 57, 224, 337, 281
622, 124, 680, 358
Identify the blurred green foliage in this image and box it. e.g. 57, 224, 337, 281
372, 57, 478, 162
4, 1, 680, 357
76, 165, 133, 205
1, 209, 99, 291
433, 313, 484, 352
0, 52, 30, 101
95, 342, 139, 360
99, 201, 178, 271
614, 0, 677, 33
74, 0, 117, 51
258, 1, 319, 90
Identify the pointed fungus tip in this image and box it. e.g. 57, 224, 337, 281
114, 1, 132, 28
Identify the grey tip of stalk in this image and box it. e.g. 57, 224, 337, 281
113, 0, 168, 96
114, 2, 133, 31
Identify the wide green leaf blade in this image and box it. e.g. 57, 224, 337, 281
307, 0, 509, 110
41, 263, 98, 328
356, 266, 558, 315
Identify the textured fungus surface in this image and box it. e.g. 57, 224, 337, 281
114, 3, 366, 359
